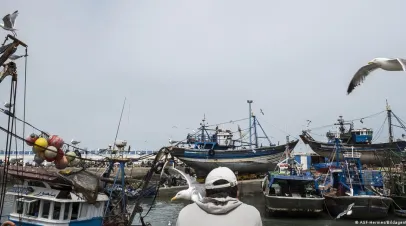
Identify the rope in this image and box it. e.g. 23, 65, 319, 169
206, 117, 248, 127
0, 78, 17, 220
307, 110, 386, 131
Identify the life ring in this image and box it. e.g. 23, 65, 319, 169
208, 149, 215, 156
2, 221, 16, 226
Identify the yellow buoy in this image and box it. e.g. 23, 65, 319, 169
33, 137, 48, 153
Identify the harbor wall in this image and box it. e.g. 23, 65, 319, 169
157, 179, 263, 198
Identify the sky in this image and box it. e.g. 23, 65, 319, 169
1, 0, 406, 152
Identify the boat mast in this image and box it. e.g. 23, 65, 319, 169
200, 114, 206, 142
247, 100, 253, 148
386, 100, 393, 143
253, 113, 258, 148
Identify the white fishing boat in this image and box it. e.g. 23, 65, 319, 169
6, 180, 109, 226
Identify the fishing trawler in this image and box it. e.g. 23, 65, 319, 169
169, 101, 299, 177
262, 147, 324, 216
301, 102, 406, 167
320, 137, 393, 219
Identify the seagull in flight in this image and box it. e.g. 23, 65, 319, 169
347, 58, 406, 95
169, 166, 205, 202
0, 10, 18, 36
336, 203, 354, 219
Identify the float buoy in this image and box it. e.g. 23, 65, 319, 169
208, 149, 215, 156
33, 137, 48, 153
48, 135, 64, 149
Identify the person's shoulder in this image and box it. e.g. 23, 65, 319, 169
239, 203, 261, 215
240, 203, 259, 211
179, 203, 200, 215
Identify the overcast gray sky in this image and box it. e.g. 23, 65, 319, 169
1, 0, 406, 151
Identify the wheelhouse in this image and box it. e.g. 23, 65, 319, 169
6, 180, 109, 226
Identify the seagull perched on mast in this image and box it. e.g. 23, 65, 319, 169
347, 58, 406, 95
0, 10, 18, 36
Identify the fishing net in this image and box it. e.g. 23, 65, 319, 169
5, 166, 102, 204
57, 168, 101, 204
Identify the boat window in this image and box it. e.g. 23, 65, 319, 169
15, 200, 23, 214
53, 202, 62, 220
42, 200, 51, 219
27, 181, 46, 188
71, 202, 80, 220
64, 203, 71, 220
25, 200, 40, 217
80, 203, 88, 218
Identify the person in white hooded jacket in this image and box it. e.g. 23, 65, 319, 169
175, 167, 263, 226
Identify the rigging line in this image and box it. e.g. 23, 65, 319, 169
307, 110, 386, 131
111, 97, 126, 152
256, 116, 298, 140
373, 116, 387, 143
391, 113, 406, 133
22, 48, 28, 170
393, 112, 406, 128
0, 126, 119, 164
0, 79, 17, 219
206, 117, 249, 127
0, 109, 115, 160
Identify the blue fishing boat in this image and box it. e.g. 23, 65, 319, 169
262, 149, 324, 216
169, 101, 299, 177
300, 102, 406, 167
321, 136, 393, 219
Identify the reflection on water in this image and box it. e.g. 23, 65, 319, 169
1, 185, 402, 226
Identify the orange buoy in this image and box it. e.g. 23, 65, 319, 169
25, 133, 38, 146
55, 148, 64, 161
55, 156, 69, 169
1, 221, 16, 226
48, 135, 64, 149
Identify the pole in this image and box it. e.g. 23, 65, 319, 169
247, 100, 253, 148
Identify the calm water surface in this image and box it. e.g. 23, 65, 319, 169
1, 186, 403, 226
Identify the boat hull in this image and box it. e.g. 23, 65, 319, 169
8, 216, 103, 226
170, 140, 299, 177
263, 195, 324, 215
323, 195, 393, 219
300, 135, 406, 166
391, 195, 406, 210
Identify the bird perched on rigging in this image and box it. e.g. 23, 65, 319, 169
0, 10, 18, 36
347, 58, 406, 95
169, 166, 205, 202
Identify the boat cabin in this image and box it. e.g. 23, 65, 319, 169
186, 129, 235, 150
350, 128, 373, 144
265, 174, 320, 198
6, 180, 109, 226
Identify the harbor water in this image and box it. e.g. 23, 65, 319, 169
2, 184, 404, 226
